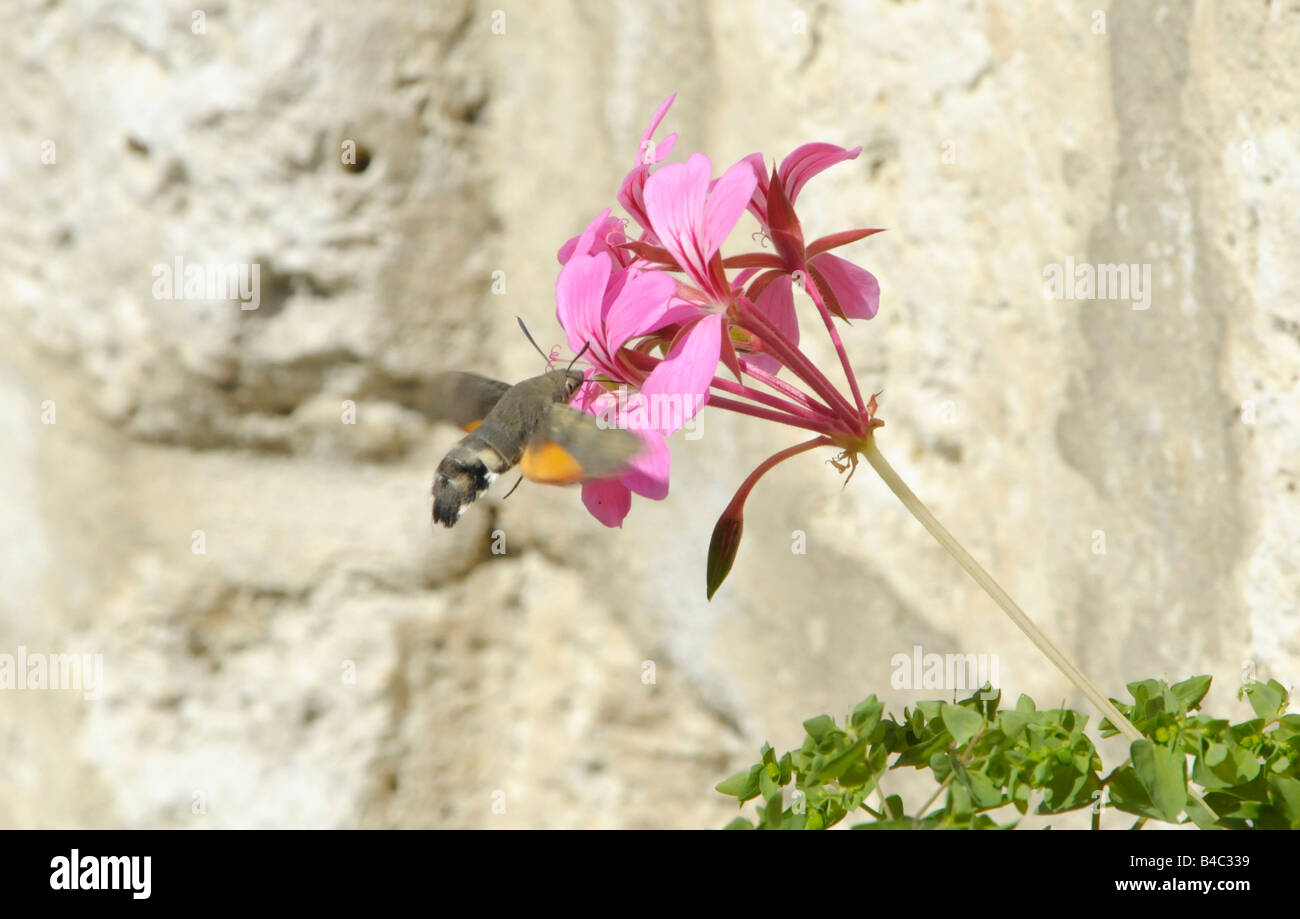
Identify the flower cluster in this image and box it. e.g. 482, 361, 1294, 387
554, 94, 885, 595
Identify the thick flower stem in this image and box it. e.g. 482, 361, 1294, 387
857, 436, 1211, 821
861, 437, 1216, 820
861, 437, 1140, 738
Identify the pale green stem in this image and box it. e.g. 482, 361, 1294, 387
860, 437, 1215, 820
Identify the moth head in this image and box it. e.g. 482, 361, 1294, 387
558, 368, 585, 401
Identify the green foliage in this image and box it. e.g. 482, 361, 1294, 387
716, 676, 1300, 829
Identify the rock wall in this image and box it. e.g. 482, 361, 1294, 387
1, 0, 1296, 827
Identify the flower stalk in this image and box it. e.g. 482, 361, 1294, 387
860, 437, 1141, 743
861, 436, 1216, 818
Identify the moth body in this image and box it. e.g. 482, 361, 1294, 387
431, 369, 591, 527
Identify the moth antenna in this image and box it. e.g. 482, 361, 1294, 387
515, 317, 552, 365
566, 340, 592, 371
502, 475, 525, 500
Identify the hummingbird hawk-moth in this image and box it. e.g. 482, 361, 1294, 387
426, 357, 642, 528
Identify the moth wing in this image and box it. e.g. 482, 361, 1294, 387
519, 404, 642, 484
425, 372, 512, 432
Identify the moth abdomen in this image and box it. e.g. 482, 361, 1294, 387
431, 441, 507, 527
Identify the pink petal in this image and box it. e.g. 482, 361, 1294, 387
702, 159, 759, 264
555, 252, 613, 357
617, 94, 676, 241
746, 273, 798, 375
644, 133, 677, 166
637, 94, 678, 162
741, 152, 770, 225
570, 389, 670, 502
558, 209, 625, 265
778, 143, 862, 204
640, 312, 722, 435
618, 166, 653, 237
603, 269, 679, 352
620, 428, 670, 500
644, 153, 713, 287
752, 274, 799, 344
557, 209, 605, 264
805, 227, 886, 259
582, 479, 632, 527
618, 156, 672, 243
809, 252, 879, 320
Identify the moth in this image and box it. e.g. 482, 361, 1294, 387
426, 328, 642, 527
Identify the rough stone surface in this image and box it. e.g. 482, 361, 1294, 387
1, 1, 1297, 828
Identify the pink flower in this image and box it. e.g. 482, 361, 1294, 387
618, 94, 680, 242
555, 244, 684, 386
744, 143, 862, 227
548, 96, 886, 554
571, 383, 670, 527
636, 153, 757, 429
557, 209, 631, 268
735, 144, 883, 327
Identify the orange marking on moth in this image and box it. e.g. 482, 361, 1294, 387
462, 419, 483, 433
519, 441, 585, 484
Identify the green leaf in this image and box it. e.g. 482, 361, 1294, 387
1204, 743, 1228, 768
1243, 679, 1286, 721
1126, 679, 1161, 711
950, 783, 973, 822
1275, 714, 1300, 741
965, 770, 1004, 809
998, 710, 1031, 742
814, 733, 870, 783
1131, 739, 1187, 823
802, 714, 836, 743
1183, 795, 1220, 830
760, 789, 784, 827
941, 702, 983, 746
1108, 766, 1159, 820
916, 700, 944, 723
930, 753, 953, 782
1037, 761, 1100, 814
1171, 675, 1213, 712
716, 764, 762, 801
850, 696, 884, 734
1268, 775, 1300, 829
1011, 778, 1031, 815
722, 816, 754, 830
